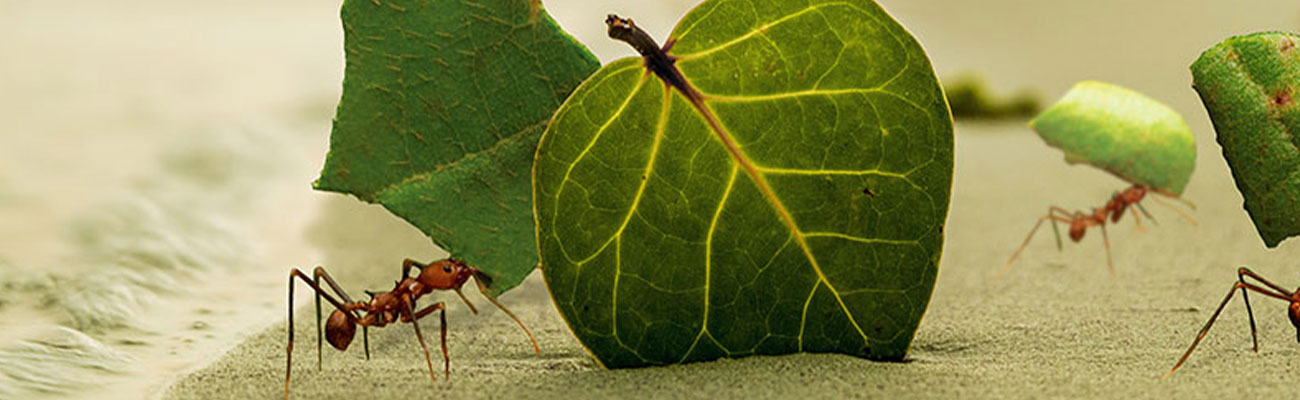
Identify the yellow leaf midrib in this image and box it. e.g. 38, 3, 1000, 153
681, 91, 873, 348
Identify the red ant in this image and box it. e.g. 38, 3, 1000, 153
1165, 267, 1300, 378
1000, 184, 1196, 275
284, 258, 539, 400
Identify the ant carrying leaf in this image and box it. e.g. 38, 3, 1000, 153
1000, 81, 1198, 275
1165, 267, 1300, 378
283, 258, 539, 400
1000, 184, 1196, 275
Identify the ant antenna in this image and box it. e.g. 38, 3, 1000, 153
453, 288, 479, 314
472, 275, 540, 355
1150, 195, 1198, 225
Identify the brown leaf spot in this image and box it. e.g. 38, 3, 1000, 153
1271, 90, 1293, 108
1282, 37, 1296, 53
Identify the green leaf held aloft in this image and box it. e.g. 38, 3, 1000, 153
534, 0, 953, 368
1192, 31, 1300, 248
315, 0, 599, 295
1029, 81, 1196, 196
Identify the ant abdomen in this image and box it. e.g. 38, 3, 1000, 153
325, 309, 356, 351
1290, 302, 1300, 343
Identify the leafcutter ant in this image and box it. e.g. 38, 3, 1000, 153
1000, 184, 1196, 275
283, 258, 539, 399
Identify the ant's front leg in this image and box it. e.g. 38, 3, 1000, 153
312, 267, 364, 364
402, 258, 426, 279
1234, 267, 1297, 352
1164, 276, 1293, 378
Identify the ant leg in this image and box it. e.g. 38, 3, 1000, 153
402, 258, 426, 279
440, 305, 448, 378
313, 267, 359, 368
475, 278, 542, 355
1134, 201, 1158, 226
1129, 207, 1148, 233
1237, 267, 1295, 296
998, 211, 1073, 276
286, 268, 355, 400
400, 295, 438, 384
1164, 280, 1292, 378
410, 301, 453, 378
1236, 267, 1298, 352
1047, 206, 1077, 250
1100, 223, 1114, 276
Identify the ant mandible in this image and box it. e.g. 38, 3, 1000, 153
283, 258, 540, 400
1000, 184, 1196, 275
1164, 267, 1300, 378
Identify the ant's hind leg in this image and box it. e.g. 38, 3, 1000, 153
999, 211, 1073, 276
313, 267, 358, 369
285, 268, 355, 400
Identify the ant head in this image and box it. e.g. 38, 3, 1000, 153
1123, 185, 1148, 202
418, 258, 476, 290
324, 309, 356, 351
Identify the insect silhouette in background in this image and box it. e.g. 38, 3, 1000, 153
999, 184, 1197, 276
1165, 267, 1300, 378
283, 258, 540, 400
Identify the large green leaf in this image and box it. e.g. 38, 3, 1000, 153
1029, 81, 1196, 196
534, 0, 952, 367
1192, 31, 1300, 248
314, 0, 599, 295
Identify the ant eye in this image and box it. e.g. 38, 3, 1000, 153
443, 265, 452, 273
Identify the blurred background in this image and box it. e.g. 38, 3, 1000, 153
1, 0, 1298, 398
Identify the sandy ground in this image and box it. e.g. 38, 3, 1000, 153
4, 0, 1300, 399
164, 123, 1300, 399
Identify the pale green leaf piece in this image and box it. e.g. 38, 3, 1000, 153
314, 0, 599, 295
534, 0, 953, 367
1192, 31, 1300, 248
1029, 81, 1196, 196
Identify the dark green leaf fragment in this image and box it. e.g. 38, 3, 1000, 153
314, 0, 599, 294
1192, 31, 1300, 248
535, 0, 952, 367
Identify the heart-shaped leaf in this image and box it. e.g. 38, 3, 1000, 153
1029, 81, 1196, 196
314, 0, 598, 294
534, 0, 952, 367
1192, 31, 1300, 248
